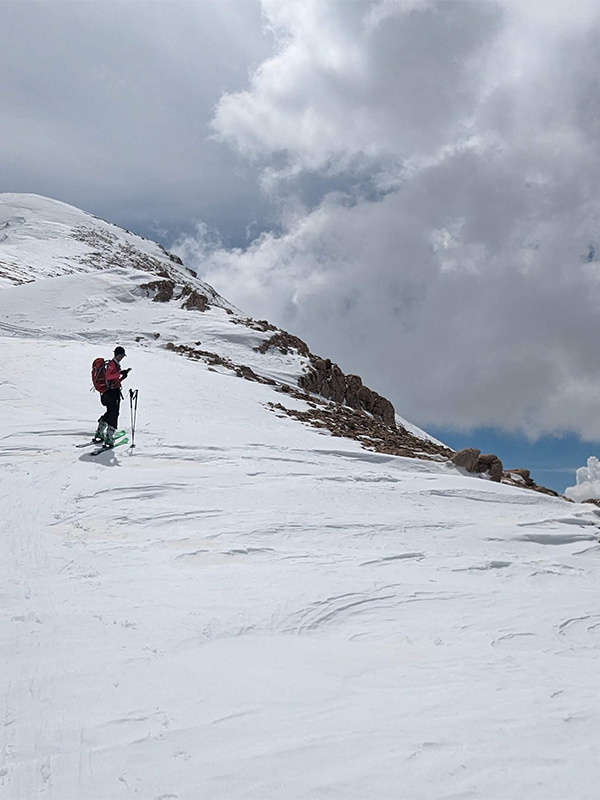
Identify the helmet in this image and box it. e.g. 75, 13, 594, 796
114, 346, 126, 357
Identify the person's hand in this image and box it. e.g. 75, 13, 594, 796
122, 368, 132, 378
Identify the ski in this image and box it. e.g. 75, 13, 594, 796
76, 430, 126, 448
90, 437, 130, 456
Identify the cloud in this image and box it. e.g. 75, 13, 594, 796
0, 0, 272, 242
174, 0, 600, 439
213, 0, 500, 170
565, 456, 600, 502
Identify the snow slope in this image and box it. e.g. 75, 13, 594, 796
2, 195, 600, 799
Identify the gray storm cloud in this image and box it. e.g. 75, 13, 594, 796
174, 0, 600, 439
0, 1, 272, 240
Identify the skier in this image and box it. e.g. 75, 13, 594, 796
94, 346, 132, 446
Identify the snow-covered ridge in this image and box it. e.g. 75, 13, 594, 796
0, 193, 228, 307
0, 192, 439, 457
0, 194, 569, 486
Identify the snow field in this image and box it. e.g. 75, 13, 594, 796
2, 336, 600, 799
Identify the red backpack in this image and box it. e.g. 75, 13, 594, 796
91, 358, 108, 393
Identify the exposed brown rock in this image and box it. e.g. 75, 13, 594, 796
327, 364, 347, 403
451, 448, 481, 472
490, 460, 504, 483
502, 469, 560, 496
476, 453, 504, 483
451, 448, 503, 482
372, 394, 396, 427
267, 399, 453, 461
504, 468, 534, 487
140, 279, 175, 302
157, 243, 184, 266
358, 384, 375, 414
256, 332, 310, 357
235, 317, 278, 333
345, 375, 363, 409
298, 356, 397, 428
237, 364, 275, 383
165, 342, 275, 385
181, 289, 209, 311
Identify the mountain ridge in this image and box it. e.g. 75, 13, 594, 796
0, 193, 441, 453
0, 193, 557, 495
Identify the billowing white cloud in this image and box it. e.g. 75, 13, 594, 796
175, 0, 600, 439
214, 0, 500, 171
565, 456, 600, 502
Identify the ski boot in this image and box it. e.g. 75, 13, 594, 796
104, 425, 117, 448
93, 421, 108, 443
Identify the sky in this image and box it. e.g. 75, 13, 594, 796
3, 0, 600, 493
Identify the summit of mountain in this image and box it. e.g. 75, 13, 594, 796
0, 192, 226, 300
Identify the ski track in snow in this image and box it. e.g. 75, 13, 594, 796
2, 201, 600, 798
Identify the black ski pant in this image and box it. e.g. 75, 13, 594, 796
99, 388, 121, 430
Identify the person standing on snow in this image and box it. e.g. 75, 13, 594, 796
94, 346, 132, 446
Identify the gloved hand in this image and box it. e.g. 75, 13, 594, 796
121, 368, 132, 378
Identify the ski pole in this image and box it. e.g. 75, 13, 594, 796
129, 389, 139, 449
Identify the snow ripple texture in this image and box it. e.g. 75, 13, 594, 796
2, 196, 600, 800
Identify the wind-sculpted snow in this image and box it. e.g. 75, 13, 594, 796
3, 194, 600, 798
2, 335, 600, 799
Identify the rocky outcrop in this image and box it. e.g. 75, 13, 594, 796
181, 288, 209, 311
451, 448, 481, 473
140, 280, 210, 311
141, 279, 175, 302
451, 449, 559, 495
268, 393, 454, 461
451, 448, 503, 482
299, 357, 396, 427
164, 336, 449, 461
74, 228, 173, 281
256, 332, 310, 357
248, 319, 278, 333
164, 328, 560, 497
230, 318, 397, 429
504, 468, 535, 487
165, 342, 275, 385
503, 468, 559, 496
477, 453, 504, 483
